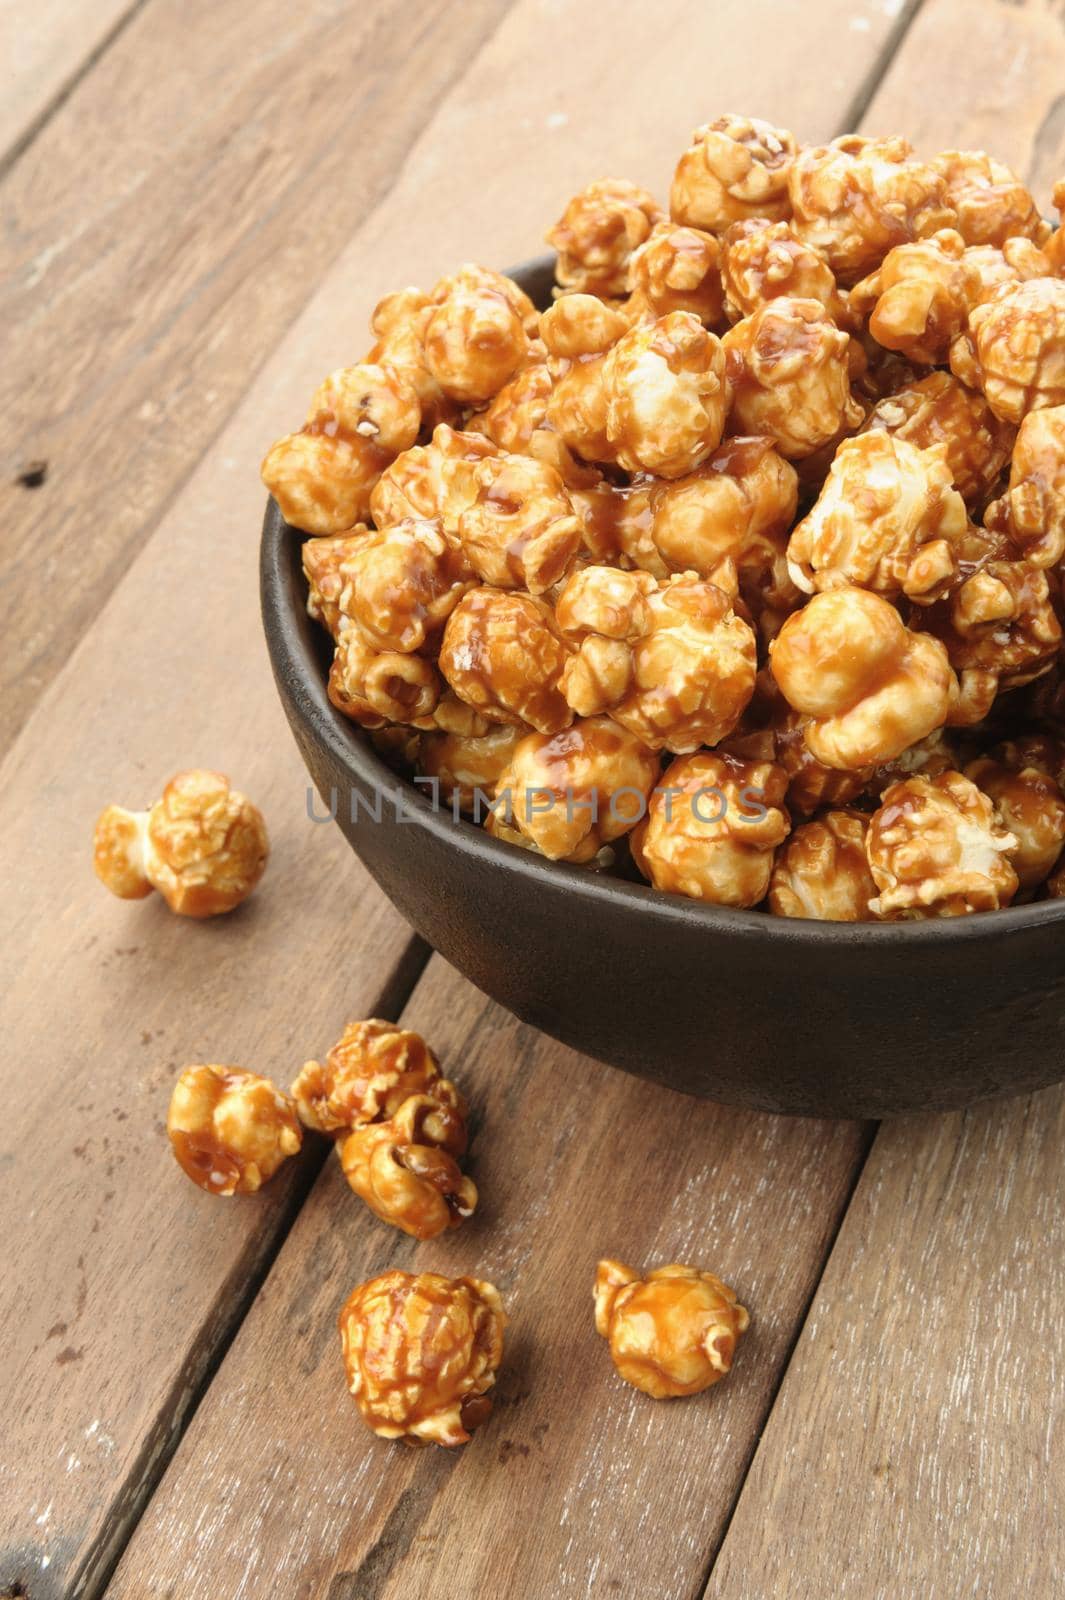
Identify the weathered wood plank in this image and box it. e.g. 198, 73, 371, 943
0, 0, 135, 171
105, 964, 870, 1600
0, 0, 514, 753
703, 4, 1065, 1595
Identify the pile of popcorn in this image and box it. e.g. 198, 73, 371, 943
263, 116, 1065, 921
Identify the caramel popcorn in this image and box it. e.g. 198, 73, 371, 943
291, 1018, 441, 1137
723, 297, 863, 459
339, 1084, 476, 1239
950, 277, 1065, 423
627, 221, 724, 325
370, 424, 497, 529
168, 1065, 301, 1195
770, 588, 958, 770
768, 809, 878, 921
860, 370, 1016, 508
492, 714, 659, 861
984, 406, 1065, 566
419, 722, 525, 813
850, 229, 977, 366
93, 769, 268, 917
786, 432, 968, 602
439, 587, 571, 733
302, 530, 370, 637
456, 454, 582, 593
932, 151, 1049, 250
631, 751, 789, 905
329, 627, 441, 729
728, 707, 873, 817
423, 265, 531, 403
333, 518, 472, 652
966, 755, 1065, 890
787, 135, 955, 286
602, 311, 728, 477
867, 770, 1019, 917
540, 294, 630, 464
556, 566, 756, 752
339, 1271, 505, 1446
720, 217, 849, 324
594, 1259, 749, 1399
670, 114, 798, 233
547, 178, 663, 297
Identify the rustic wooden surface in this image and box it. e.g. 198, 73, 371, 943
1, 0, 1063, 1597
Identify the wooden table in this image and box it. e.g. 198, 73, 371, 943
1, 2, 1063, 1594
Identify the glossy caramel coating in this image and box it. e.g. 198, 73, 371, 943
328, 629, 441, 729
787, 432, 968, 603
334, 518, 472, 652
771, 589, 958, 771
720, 217, 849, 324
866, 770, 1018, 917
861, 371, 1016, 509
167, 1065, 301, 1196
421, 265, 533, 404
950, 277, 1065, 423
456, 453, 582, 594
631, 751, 789, 905
439, 587, 571, 733
932, 151, 1049, 250
492, 714, 659, 862
94, 769, 268, 917
540, 295, 630, 464
291, 1018, 442, 1137
594, 1259, 749, 1399
370, 424, 496, 529
339, 1270, 505, 1446
627, 221, 724, 325
339, 1085, 476, 1240
302, 529, 371, 637
670, 114, 798, 233
723, 297, 863, 459
547, 178, 663, 297
419, 722, 525, 814
850, 229, 977, 366
984, 406, 1065, 567
768, 809, 878, 921
966, 756, 1065, 891
603, 311, 727, 478
787, 135, 955, 287
727, 708, 873, 818
556, 566, 756, 752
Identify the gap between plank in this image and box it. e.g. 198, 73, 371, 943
835, 0, 926, 136
68, 934, 432, 1600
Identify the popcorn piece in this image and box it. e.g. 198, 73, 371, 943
423, 266, 530, 403
368, 287, 450, 426
720, 217, 848, 324
370, 424, 497, 529
456, 454, 582, 593
93, 769, 268, 917
728, 708, 873, 817
850, 229, 977, 366
593, 1258, 749, 1399
603, 311, 728, 477
547, 178, 663, 297
302, 530, 371, 637
984, 406, 1065, 566
339, 1270, 505, 1446
867, 727, 958, 798
419, 722, 524, 814
786, 432, 968, 603
966, 756, 1065, 891
492, 714, 659, 862
556, 566, 756, 752
541, 294, 630, 464
768, 809, 878, 921
932, 151, 1049, 249
334, 518, 473, 652
723, 296, 863, 459
328, 629, 441, 729
168, 1065, 301, 1195
339, 1084, 476, 1239
261, 363, 421, 533
631, 751, 789, 905
770, 588, 958, 771
291, 1018, 441, 1137
627, 221, 724, 325
950, 277, 1065, 423
866, 770, 1019, 917
861, 370, 1016, 508
788, 135, 955, 286
670, 114, 798, 233
439, 587, 572, 733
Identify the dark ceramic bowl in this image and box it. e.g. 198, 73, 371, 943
261, 254, 1065, 1119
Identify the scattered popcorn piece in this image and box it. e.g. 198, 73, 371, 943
594, 1258, 749, 1399
866, 770, 1018, 917
168, 1065, 301, 1195
93, 770, 268, 917
768, 809, 878, 921
670, 114, 798, 233
339, 1270, 505, 1445
547, 178, 663, 298
339, 1083, 476, 1239
291, 1018, 441, 1137
723, 297, 863, 460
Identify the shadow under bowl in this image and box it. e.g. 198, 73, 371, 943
260, 253, 1065, 1119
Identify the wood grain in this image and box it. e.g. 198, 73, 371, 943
0, 0, 514, 755
0, 0, 136, 171
703, 4, 1065, 1595
105, 963, 870, 1600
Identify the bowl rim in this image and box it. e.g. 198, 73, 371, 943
260, 249, 1065, 950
